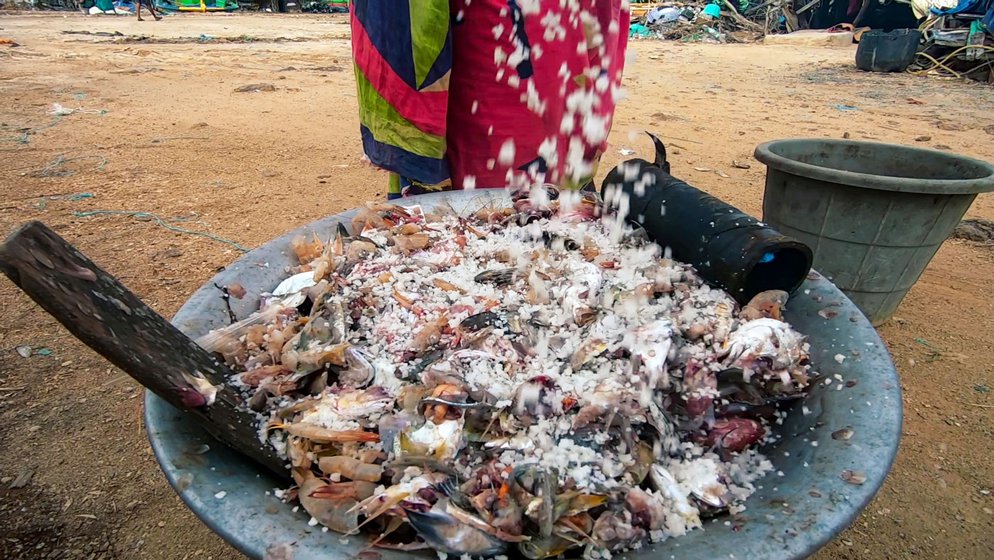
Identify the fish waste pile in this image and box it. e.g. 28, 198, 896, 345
198, 186, 815, 558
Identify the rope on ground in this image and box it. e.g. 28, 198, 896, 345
72, 210, 251, 253
0, 116, 64, 144
29, 155, 108, 178
912, 44, 994, 78
914, 52, 963, 78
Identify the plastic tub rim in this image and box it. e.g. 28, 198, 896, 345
755, 138, 994, 195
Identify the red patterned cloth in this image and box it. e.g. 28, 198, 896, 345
447, 0, 630, 190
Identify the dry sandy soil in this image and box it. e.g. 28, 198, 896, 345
1, 12, 993, 560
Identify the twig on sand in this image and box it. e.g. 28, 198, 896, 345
150, 136, 210, 144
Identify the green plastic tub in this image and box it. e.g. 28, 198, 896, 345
756, 139, 994, 325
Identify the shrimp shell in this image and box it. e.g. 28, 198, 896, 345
279, 423, 380, 443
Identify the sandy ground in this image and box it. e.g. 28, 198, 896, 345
1, 12, 993, 560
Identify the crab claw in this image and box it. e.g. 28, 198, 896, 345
177, 387, 209, 409
740, 290, 789, 321
179, 371, 220, 408
701, 417, 765, 453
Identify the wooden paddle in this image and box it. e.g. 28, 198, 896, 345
0, 221, 288, 477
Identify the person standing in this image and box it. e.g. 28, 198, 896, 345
350, 1, 630, 199
136, 0, 163, 21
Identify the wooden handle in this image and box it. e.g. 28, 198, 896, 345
0, 221, 287, 477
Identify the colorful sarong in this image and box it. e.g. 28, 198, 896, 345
351, 0, 452, 197
351, 1, 630, 198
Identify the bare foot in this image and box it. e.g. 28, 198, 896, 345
154, 15, 162, 20
137, 17, 144, 21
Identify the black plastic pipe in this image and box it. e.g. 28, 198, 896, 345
601, 135, 813, 304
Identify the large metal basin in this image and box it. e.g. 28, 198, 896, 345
146, 190, 902, 559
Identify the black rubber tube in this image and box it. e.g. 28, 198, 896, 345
601, 157, 813, 304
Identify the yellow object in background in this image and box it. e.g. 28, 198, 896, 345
630, 1, 664, 18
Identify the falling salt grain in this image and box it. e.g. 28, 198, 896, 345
498, 139, 516, 165
214, 491, 226, 499
471, 101, 479, 114
463, 176, 477, 190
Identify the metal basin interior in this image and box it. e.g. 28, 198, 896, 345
146, 190, 902, 560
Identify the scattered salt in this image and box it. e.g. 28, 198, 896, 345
235, 183, 821, 555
